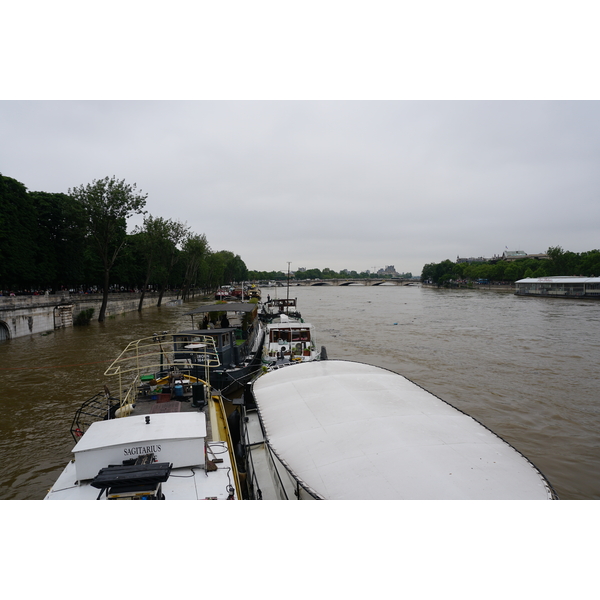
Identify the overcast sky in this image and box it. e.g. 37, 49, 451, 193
2, 4, 600, 277
2, 101, 599, 276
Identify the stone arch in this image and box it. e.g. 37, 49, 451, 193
0, 321, 10, 342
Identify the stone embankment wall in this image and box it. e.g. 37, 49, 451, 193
0, 292, 179, 340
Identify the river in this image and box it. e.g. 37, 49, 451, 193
1, 285, 599, 499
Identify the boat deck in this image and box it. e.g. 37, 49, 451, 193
132, 388, 213, 439
244, 408, 279, 500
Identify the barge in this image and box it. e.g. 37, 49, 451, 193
515, 276, 600, 298
180, 302, 265, 392
241, 360, 557, 500
45, 333, 241, 500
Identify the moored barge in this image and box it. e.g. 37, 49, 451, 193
241, 360, 557, 500
45, 333, 242, 500
515, 276, 600, 298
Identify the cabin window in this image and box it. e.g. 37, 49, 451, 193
271, 330, 290, 343
291, 329, 310, 342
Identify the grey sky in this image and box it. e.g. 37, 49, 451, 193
2, 100, 599, 276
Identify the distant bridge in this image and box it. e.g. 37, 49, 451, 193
290, 278, 415, 286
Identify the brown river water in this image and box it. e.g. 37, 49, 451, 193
1, 284, 599, 500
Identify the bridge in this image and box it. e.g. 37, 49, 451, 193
283, 278, 415, 286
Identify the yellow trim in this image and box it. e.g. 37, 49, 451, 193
209, 394, 242, 499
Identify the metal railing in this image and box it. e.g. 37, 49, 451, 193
103, 333, 221, 408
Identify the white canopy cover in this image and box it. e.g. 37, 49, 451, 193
253, 361, 555, 499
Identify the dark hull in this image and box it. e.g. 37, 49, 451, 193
209, 354, 264, 393
515, 292, 600, 299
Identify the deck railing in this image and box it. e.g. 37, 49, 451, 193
103, 333, 220, 407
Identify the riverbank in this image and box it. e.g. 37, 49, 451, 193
0, 291, 183, 340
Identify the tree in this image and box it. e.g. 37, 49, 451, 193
546, 246, 579, 276
579, 250, 600, 276
69, 177, 147, 321
154, 219, 189, 306
29, 191, 86, 290
503, 261, 522, 282
421, 259, 456, 284
204, 251, 227, 290
223, 252, 248, 283
181, 233, 210, 300
133, 215, 177, 311
0, 174, 38, 289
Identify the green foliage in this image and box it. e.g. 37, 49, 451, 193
74, 308, 95, 326
181, 233, 210, 298
421, 246, 600, 285
578, 250, 600, 277
0, 174, 37, 287
154, 219, 189, 292
248, 270, 288, 281
69, 176, 148, 320
69, 176, 148, 271
421, 260, 458, 284
29, 191, 87, 289
0, 174, 247, 295
201, 250, 249, 290
295, 268, 323, 280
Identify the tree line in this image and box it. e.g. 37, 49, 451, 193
421, 246, 600, 285
0, 174, 248, 320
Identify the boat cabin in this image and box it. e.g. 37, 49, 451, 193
46, 412, 239, 500
261, 297, 302, 322
179, 302, 264, 390
515, 276, 600, 298
174, 329, 241, 368
73, 412, 206, 482
264, 315, 315, 362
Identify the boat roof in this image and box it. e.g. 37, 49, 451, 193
185, 302, 257, 315
266, 322, 312, 329
73, 412, 207, 454
46, 412, 238, 500
516, 276, 600, 284
71, 412, 208, 481
252, 360, 555, 500
176, 328, 237, 335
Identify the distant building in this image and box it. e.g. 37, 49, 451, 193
456, 256, 492, 264
377, 265, 399, 276
502, 250, 528, 261
502, 250, 548, 261
456, 251, 548, 264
